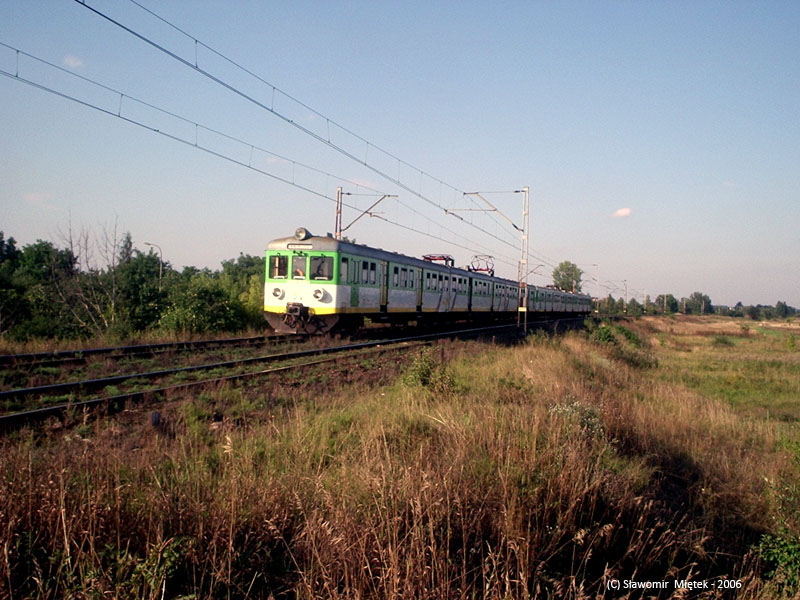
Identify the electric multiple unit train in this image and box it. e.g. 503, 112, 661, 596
264, 228, 592, 334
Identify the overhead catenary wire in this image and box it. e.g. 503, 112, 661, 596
72, 0, 524, 256
0, 41, 521, 270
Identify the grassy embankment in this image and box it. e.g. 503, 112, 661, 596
1, 316, 799, 598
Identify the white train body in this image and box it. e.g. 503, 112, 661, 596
264, 228, 592, 333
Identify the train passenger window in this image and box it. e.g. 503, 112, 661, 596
362, 262, 369, 284
351, 261, 359, 284
410, 270, 415, 288
401, 269, 407, 288
393, 266, 399, 287
292, 255, 306, 279
369, 263, 376, 284
340, 257, 348, 283
425, 272, 430, 290
270, 255, 288, 279
310, 256, 333, 280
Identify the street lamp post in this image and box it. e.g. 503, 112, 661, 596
144, 242, 163, 291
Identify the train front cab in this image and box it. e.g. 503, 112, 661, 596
264, 248, 341, 333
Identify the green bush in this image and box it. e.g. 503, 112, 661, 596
761, 528, 800, 595
403, 347, 456, 394
160, 276, 247, 334
592, 325, 617, 345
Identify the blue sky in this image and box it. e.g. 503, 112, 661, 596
2, 1, 798, 307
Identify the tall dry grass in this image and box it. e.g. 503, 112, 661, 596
0, 329, 794, 598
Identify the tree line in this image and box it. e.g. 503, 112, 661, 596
0, 230, 265, 341
552, 260, 797, 319
1, 237, 795, 342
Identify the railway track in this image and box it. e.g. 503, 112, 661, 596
0, 323, 523, 434
0, 333, 305, 368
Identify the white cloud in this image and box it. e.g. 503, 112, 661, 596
62, 54, 84, 69
612, 207, 632, 218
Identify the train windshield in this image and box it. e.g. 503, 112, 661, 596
310, 255, 333, 281
292, 255, 307, 279
269, 255, 288, 279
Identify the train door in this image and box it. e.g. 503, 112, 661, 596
467, 277, 473, 312
416, 268, 423, 311
446, 270, 454, 311
380, 261, 389, 311
349, 258, 359, 307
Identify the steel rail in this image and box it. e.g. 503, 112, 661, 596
0, 324, 519, 428
0, 343, 431, 434
0, 334, 300, 367
0, 318, 589, 435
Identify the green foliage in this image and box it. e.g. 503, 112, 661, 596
6, 239, 81, 339
218, 254, 265, 328
160, 275, 247, 334
760, 528, 800, 594
590, 323, 657, 368
614, 324, 642, 347
626, 298, 643, 316
530, 328, 559, 347
686, 291, 713, 315
403, 347, 456, 394
0, 228, 272, 341
591, 324, 617, 345
129, 537, 194, 598
729, 302, 799, 320
551, 260, 583, 293
117, 250, 165, 332
713, 335, 735, 347
654, 293, 679, 314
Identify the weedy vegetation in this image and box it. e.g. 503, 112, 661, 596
1, 316, 800, 598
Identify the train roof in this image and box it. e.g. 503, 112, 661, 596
267, 228, 591, 299
268, 228, 505, 279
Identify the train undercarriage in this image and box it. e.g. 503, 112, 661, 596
265, 304, 584, 335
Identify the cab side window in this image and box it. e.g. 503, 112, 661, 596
270, 255, 288, 279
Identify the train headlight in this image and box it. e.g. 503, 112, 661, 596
272, 287, 284, 299
312, 288, 324, 300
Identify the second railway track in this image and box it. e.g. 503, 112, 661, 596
0, 323, 524, 434
0, 333, 307, 368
